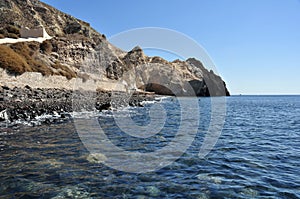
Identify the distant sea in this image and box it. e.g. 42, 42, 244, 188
0, 95, 299, 198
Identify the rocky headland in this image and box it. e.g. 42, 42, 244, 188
0, 0, 230, 124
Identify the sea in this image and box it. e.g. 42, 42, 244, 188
0, 95, 299, 198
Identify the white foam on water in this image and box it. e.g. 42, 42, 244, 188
140, 100, 156, 105
155, 96, 172, 101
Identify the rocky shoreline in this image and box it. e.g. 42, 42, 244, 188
0, 0, 230, 128
0, 85, 154, 126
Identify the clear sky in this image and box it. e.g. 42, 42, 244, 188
41, 0, 300, 95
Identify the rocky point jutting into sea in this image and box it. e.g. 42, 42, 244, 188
0, 0, 229, 123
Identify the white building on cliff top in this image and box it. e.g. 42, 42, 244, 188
20, 26, 50, 38
0, 25, 51, 44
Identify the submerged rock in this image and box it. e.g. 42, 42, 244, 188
0, 177, 53, 198
196, 173, 222, 184
240, 187, 259, 198
86, 153, 107, 164
146, 186, 160, 197
52, 186, 91, 199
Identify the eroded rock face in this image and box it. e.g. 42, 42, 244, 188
136, 63, 185, 96
0, 0, 13, 9
187, 58, 230, 96
0, 0, 230, 96
0, 0, 122, 77
105, 46, 230, 96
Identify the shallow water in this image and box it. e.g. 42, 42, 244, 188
0, 96, 299, 198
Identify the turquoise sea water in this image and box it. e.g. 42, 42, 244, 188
0, 96, 299, 198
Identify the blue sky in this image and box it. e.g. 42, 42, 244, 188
42, 0, 300, 95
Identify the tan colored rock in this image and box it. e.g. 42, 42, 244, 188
0, 0, 230, 96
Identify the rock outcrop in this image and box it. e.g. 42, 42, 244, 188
0, 85, 154, 124
0, 0, 230, 97
104, 47, 230, 96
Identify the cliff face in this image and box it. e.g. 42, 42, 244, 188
0, 0, 122, 79
105, 47, 230, 96
0, 0, 230, 96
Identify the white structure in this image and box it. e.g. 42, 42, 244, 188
0, 26, 52, 44
20, 26, 50, 38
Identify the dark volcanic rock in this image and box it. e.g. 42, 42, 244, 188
0, 86, 154, 124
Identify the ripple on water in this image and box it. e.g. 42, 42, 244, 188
0, 96, 300, 198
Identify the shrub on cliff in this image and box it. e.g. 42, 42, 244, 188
7, 33, 18, 39
10, 42, 53, 76
0, 45, 31, 75
40, 40, 53, 54
6, 25, 20, 35
0, 25, 20, 38
52, 61, 77, 80
0, 42, 77, 80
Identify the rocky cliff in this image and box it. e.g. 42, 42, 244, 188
0, 0, 230, 96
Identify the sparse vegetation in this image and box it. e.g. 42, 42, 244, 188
0, 29, 6, 35
10, 42, 53, 76
0, 25, 20, 38
28, 42, 40, 52
0, 45, 32, 75
52, 61, 77, 80
0, 43, 52, 76
40, 40, 53, 54
6, 25, 20, 35
0, 42, 77, 80
7, 33, 18, 39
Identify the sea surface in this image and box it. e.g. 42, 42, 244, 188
0, 95, 299, 198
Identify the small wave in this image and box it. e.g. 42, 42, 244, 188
140, 96, 173, 106
155, 96, 172, 101
0, 98, 164, 127
140, 100, 156, 105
